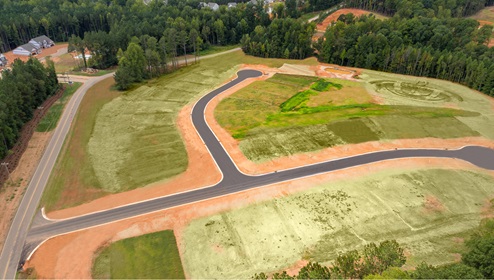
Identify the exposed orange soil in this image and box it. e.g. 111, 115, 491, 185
47, 101, 222, 219
27, 157, 490, 279
2, 43, 68, 65
0, 132, 52, 253
325, 67, 354, 75
27, 63, 494, 278
477, 20, 494, 26
317, 9, 375, 32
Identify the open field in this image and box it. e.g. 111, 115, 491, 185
182, 168, 494, 279
92, 230, 184, 279
216, 72, 486, 162
42, 50, 319, 211
36, 83, 82, 132
468, 6, 494, 46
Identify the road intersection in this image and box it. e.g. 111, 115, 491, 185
1, 69, 494, 279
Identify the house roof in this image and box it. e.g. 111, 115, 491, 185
18, 43, 37, 51
208, 2, 219, 9
31, 35, 53, 44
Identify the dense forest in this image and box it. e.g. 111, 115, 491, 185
315, 15, 494, 95
0, 59, 58, 159
253, 219, 494, 279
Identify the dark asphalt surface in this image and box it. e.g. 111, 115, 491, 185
5, 69, 494, 278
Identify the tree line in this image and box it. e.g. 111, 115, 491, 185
252, 219, 494, 279
0, 58, 58, 159
315, 15, 494, 95
346, 0, 494, 18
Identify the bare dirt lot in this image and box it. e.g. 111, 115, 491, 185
316, 9, 385, 33
0, 132, 52, 254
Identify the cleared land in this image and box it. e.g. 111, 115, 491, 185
92, 230, 184, 279
316, 9, 388, 32
42, 50, 318, 211
216, 72, 486, 162
182, 168, 494, 279
36, 82, 82, 132
468, 6, 494, 47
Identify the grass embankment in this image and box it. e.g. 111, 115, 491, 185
36, 82, 82, 132
182, 169, 494, 278
216, 73, 481, 162
42, 78, 120, 210
92, 230, 184, 279
42, 50, 319, 211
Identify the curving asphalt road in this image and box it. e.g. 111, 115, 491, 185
1, 69, 494, 279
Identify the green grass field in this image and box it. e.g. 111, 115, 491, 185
42, 50, 320, 210
216, 73, 486, 162
36, 83, 82, 132
92, 230, 184, 279
182, 169, 494, 279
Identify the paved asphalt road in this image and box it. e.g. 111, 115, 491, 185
0, 73, 114, 279
2, 69, 494, 279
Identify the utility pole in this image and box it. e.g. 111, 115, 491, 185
1, 162, 12, 184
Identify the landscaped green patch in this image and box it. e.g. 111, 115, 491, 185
216, 72, 483, 162
36, 82, 82, 132
43, 50, 321, 210
310, 79, 342, 92
182, 169, 494, 279
92, 230, 184, 279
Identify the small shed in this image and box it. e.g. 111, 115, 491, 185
0, 54, 7, 66
29, 35, 55, 49
13, 43, 40, 56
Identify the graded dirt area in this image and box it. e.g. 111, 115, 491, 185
316, 9, 385, 32
26, 161, 494, 279
0, 132, 52, 253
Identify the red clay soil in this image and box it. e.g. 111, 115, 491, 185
26, 158, 494, 279
46, 95, 223, 220
317, 9, 376, 32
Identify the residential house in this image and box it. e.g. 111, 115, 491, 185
227, 2, 237, 8
29, 35, 55, 49
13, 43, 40, 56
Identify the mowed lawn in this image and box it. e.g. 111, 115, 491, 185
216, 73, 484, 162
36, 82, 82, 132
42, 50, 319, 211
182, 168, 494, 279
92, 230, 184, 279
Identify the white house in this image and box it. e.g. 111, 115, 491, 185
29, 35, 55, 49
227, 2, 237, 8
13, 43, 40, 56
